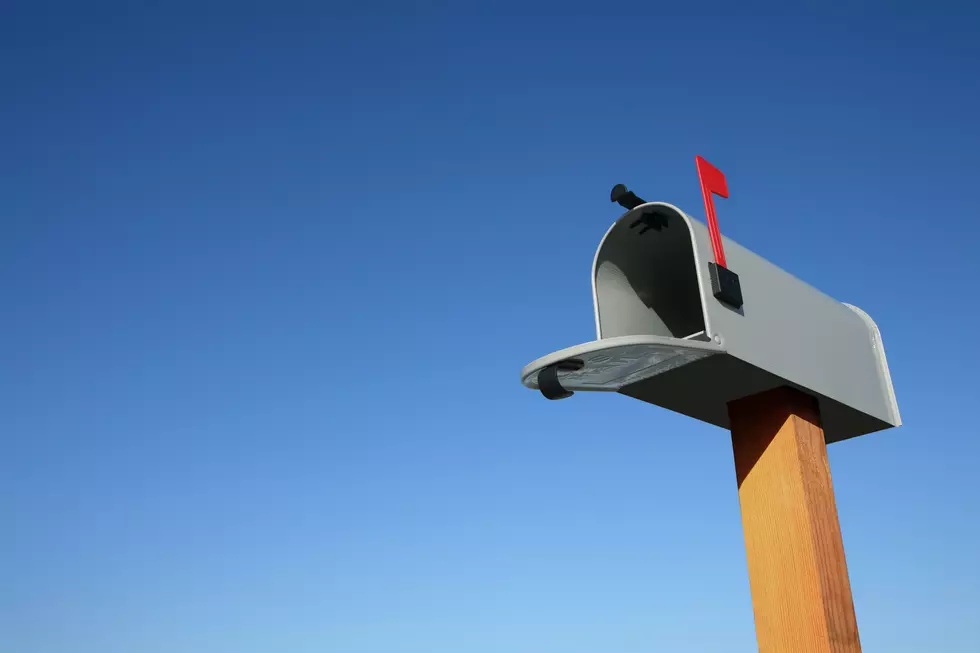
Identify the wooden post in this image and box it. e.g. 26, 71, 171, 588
729, 387, 861, 653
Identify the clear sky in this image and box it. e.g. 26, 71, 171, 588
3, 3, 979, 652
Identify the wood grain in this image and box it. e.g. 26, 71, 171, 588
729, 387, 861, 653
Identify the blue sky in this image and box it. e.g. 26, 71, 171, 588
3, 4, 979, 652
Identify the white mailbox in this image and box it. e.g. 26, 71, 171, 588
520, 200, 900, 443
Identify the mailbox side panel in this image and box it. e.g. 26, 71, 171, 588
680, 212, 900, 434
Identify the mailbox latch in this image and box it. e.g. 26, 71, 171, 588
538, 359, 584, 400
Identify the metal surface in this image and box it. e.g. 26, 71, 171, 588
521, 335, 723, 394
523, 200, 901, 443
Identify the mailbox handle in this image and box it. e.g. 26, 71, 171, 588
696, 155, 730, 268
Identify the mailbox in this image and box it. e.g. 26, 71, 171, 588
520, 201, 901, 443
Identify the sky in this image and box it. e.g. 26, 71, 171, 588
2, 3, 980, 652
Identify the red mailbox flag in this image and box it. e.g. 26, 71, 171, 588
695, 155, 730, 268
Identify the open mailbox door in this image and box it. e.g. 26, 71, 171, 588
521, 201, 901, 443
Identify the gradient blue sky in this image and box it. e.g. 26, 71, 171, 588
3, 4, 979, 652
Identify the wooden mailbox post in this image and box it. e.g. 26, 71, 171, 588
520, 159, 899, 652
731, 387, 861, 652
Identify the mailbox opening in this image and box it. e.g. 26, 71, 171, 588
593, 204, 706, 341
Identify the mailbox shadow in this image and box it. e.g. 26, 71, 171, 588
720, 301, 745, 318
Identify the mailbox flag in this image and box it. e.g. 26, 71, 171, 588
696, 155, 730, 268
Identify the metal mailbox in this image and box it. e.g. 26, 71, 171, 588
520, 201, 900, 443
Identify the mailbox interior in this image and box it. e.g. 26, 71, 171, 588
593, 205, 707, 341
